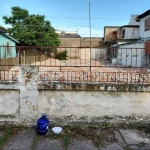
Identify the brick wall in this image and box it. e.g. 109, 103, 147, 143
59, 37, 103, 47
81, 37, 103, 47
59, 38, 81, 47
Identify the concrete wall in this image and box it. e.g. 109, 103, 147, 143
139, 14, 150, 38
80, 48, 106, 60
0, 90, 19, 116
38, 90, 150, 123
81, 38, 103, 47
56, 48, 106, 60
59, 38, 81, 47
1, 66, 150, 127
59, 37, 103, 47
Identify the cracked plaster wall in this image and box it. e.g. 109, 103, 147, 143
0, 66, 150, 127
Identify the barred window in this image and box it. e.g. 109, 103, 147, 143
145, 17, 150, 31
6, 42, 11, 54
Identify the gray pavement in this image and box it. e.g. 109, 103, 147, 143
0, 131, 5, 137
35, 139, 64, 150
1, 128, 150, 150
68, 140, 98, 150
100, 143, 123, 150
119, 129, 150, 145
3, 130, 35, 150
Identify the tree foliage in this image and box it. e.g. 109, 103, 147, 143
3, 6, 60, 46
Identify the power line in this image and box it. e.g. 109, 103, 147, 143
46, 17, 130, 20
1, 24, 149, 29
0, 24, 104, 28
0, 14, 130, 20
0, 29, 146, 36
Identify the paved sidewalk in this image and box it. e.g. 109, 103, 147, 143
1, 128, 150, 150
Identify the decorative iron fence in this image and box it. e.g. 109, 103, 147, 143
0, 46, 150, 84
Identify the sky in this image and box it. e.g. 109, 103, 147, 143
0, 0, 150, 37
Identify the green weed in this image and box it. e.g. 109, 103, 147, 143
63, 134, 72, 150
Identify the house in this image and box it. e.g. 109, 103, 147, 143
0, 26, 19, 58
55, 30, 81, 47
110, 38, 150, 67
119, 15, 140, 40
136, 9, 150, 39
117, 24, 139, 40
104, 26, 120, 42
104, 15, 140, 44
56, 29, 103, 47
115, 10, 150, 67
108, 11, 150, 67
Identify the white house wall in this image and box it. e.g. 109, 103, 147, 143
122, 27, 139, 39
118, 42, 145, 67
133, 28, 140, 39
139, 14, 150, 38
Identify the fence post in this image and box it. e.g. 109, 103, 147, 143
18, 47, 21, 65
19, 65, 39, 125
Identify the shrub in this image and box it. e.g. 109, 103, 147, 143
55, 50, 68, 60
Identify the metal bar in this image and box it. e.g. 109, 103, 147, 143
19, 47, 21, 65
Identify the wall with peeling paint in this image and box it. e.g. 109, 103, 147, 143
0, 66, 150, 127
38, 91, 150, 118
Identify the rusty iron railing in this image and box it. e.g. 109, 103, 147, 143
0, 46, 150, 84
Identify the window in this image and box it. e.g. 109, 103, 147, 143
5, 42, 11, 54
145, 17, 150, 31
122, 29, 125, 38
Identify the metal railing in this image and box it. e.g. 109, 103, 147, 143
0, 46, 150, 84
39, 68, 150, 84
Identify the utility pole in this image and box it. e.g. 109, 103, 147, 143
89, 2, 91, 72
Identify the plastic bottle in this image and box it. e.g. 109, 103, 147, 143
37, 113, 49, 135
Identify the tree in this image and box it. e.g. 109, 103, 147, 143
3, 6, 60, 46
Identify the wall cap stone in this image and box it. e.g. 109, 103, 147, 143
38, 81, 150, 92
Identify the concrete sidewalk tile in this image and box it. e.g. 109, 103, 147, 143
119, 129, 150, 145
125, 146, 150, 150
114, 130, 126, 145
0, 131, 5, 137
100, 143, 123, 150
35, 139, 64, 150
68, 140, 98, 150
2, 130, 35, 150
